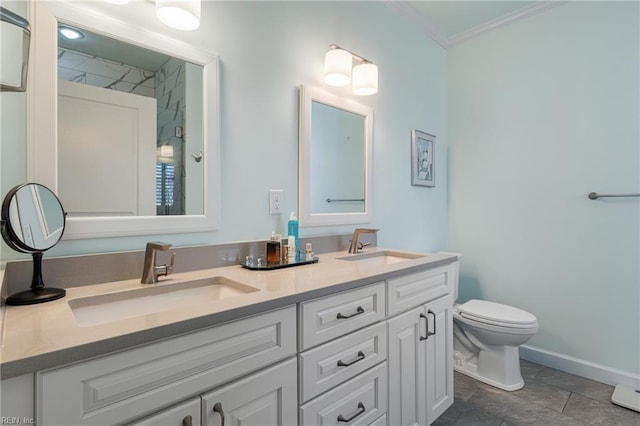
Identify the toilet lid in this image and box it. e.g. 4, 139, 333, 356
457, 300, 537, 326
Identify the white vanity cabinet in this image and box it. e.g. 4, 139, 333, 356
37, 306, 296, 425
128, 398, 201, 426
201, 358, 297, 426
129, 359, 297, 426
296, 260, 457, 426
297, 283, 388, 425
18, 256, 459, 426
386, 265, 456, 426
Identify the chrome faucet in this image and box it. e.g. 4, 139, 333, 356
348, 228, 379, 254
141, 241, 175, 284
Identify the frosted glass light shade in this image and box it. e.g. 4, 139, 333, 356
159, 145, 174, 157
352, 63, 378, 96
156, 0, 201, 31
324, 49, 352, 87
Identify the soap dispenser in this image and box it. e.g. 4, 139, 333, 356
287, 211, 299, 259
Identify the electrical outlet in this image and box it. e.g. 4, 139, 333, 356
269, 189, 284, 214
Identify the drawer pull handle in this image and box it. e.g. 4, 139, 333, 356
337, 350, 366, 367
419, 313, 428, 340
337, 402, 366, 423
213, 402, 225, 426
337, 306, 365, 319
181, 415, 193, 426
427, 309, 437, 337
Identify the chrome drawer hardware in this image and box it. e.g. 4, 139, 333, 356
181, 415, 192, 426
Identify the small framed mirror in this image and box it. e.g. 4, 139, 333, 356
298, 85, 373, 226
1, 183, 66, 305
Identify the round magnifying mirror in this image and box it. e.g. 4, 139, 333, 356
1, 183, 66, 305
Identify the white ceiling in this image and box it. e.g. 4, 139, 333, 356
390, 1, 558, 48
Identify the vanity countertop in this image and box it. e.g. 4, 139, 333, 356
0, 248, 458, 379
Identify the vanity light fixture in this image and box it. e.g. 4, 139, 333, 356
323, 44, 378, 96
159, 145, 174, 157
58, 26, 84, 40
155, 0, 201, 31
158, 144, 174, 164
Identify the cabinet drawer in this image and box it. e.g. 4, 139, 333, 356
37, 306, 296, 425
128, 397, 200, 426
387, 263, 456, 316
299, 322, 387, 403
300, 362, 387, 426
299, 282, 385, 350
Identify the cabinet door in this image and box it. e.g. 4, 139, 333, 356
424, 296, 454, 425
128, 398, 200, 426
201, 358, 297, 426
387, 306, 426, 426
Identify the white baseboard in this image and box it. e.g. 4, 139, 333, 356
520, 345, 640, 388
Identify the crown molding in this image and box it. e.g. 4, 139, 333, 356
383, 0, 449, 50
386, 1, 566, 50
448, 1, 566, 47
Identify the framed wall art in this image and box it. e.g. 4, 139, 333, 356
411, 129, 436, 187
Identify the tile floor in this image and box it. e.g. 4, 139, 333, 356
433, 360, 640, 426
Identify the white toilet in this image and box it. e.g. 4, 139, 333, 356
453, 299, 538, 391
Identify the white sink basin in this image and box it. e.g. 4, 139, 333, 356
337, 250, 426, 266
68, 277, 259, 327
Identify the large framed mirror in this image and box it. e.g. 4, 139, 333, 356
298, 85, 373, 226
28, 1, 219, 239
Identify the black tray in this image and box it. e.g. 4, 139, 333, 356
241, 256, 319, 271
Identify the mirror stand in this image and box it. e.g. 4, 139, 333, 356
1, 183, 68, 305
5, 252, 66, 306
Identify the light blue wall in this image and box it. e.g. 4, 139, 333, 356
0, 1, 29, 261
1, 1, 448, 260
310, 102, 365, 214
448, 2, 639, 374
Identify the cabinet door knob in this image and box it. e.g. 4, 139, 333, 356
213, 402, 225, 426
337, 402, 366, 423
181, 415, 193, 426
336, 306, 365, 319
337, 350, 366, 367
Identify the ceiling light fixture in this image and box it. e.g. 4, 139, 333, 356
58, 27, 84, 40
155, 0, 201, 31
323, 44, 378, 96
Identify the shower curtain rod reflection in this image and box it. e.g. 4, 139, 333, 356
588, 192, 640, 200
325, 198, 365, 203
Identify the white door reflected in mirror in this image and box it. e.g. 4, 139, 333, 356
56, 23, 204, 217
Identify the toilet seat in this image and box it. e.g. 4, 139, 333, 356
456, 300, 537, 329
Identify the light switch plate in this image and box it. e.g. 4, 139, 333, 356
269, 189, 283, 214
